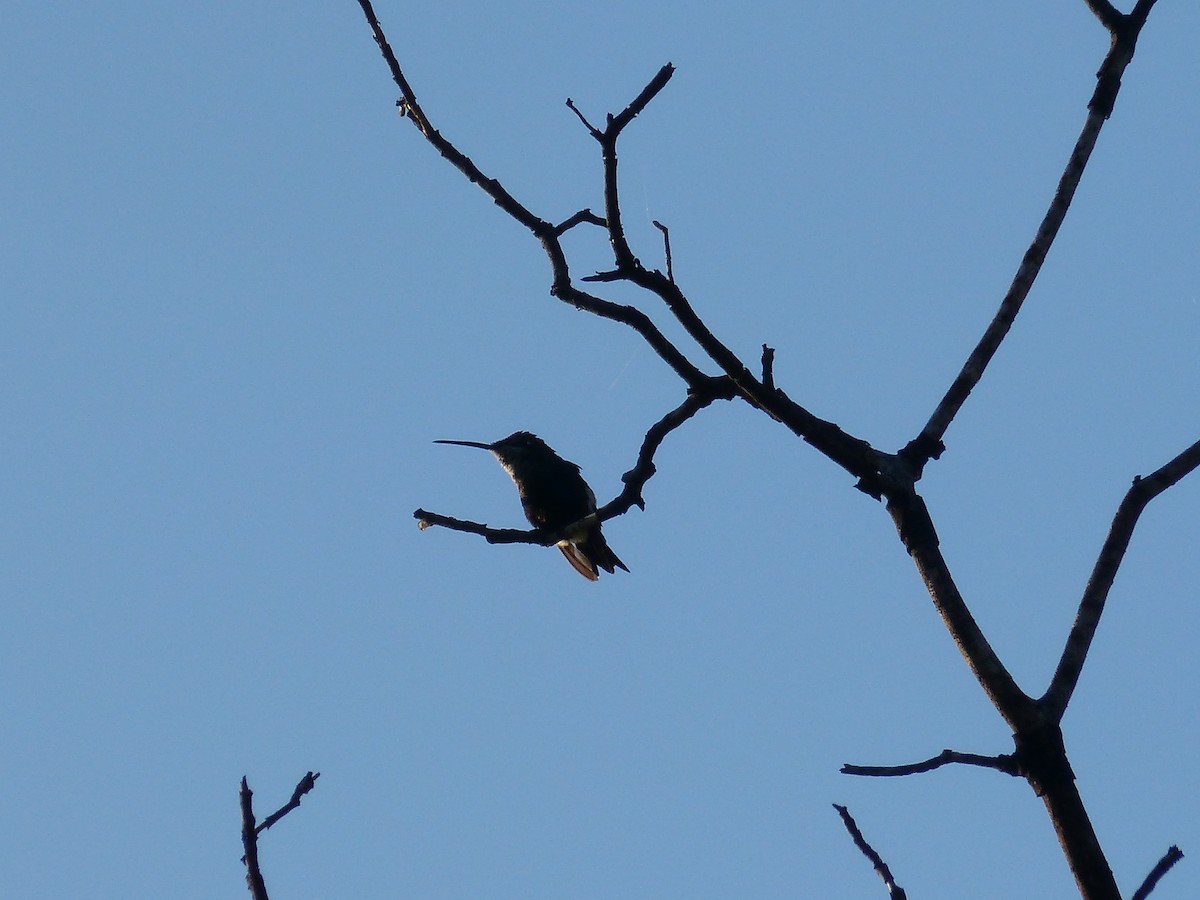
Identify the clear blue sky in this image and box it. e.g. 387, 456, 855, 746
3, 2, 1197, 897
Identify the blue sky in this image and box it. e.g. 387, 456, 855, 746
3, 2, 1198, 897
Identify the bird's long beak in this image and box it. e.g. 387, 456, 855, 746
434, 439, 493, 450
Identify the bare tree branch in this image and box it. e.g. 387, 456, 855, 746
554, 208, 606, 236
652, 219, 675, 284
256, 771, 321, 835
240, 772, 322, 899
1041, 439, 1200, 720
760, 344, 776, 392
1082, 0, 1122, 31
884, 487, 1038, 730
1131, 845, 1184, 900
833, 805, 908, 899
240, 777, 270, 900
599, 376, 738, 518
356, 1, 711, 387
842, 748, 1019, 778
362, 3, 1180, 896
902, 4, 1159, 471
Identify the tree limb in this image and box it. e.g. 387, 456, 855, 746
902, 3, 1159, 472
240, 777, 270, 900
1131, 845, 1184, 900
842, 748, 1019, 778
1041, 439, 1200, 720
833, 805, 908, 899
256, 771, 321, 836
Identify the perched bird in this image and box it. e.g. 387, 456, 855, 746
434, 431, 628, 581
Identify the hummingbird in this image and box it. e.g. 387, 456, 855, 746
434, 431, 629, 581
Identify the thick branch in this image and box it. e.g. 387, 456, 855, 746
903, 4, 1158, 470
1014, 722, 1120, 899
842, 748, 1019, 778
884, 487, 1037, 730
1041, 439, 1200, 719
833, 805, 908, 899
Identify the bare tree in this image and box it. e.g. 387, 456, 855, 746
309, 1, 1192, 897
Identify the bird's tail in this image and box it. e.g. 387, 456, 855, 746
558, 529, 629, 581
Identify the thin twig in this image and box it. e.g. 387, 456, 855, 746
652, 220, 674, 283
833, 805, 908, 899
599, 376, 738, 518
760, 344, 776, 392
842, 748, 1020, 778
555, 208, 605, 236
256, 771, 321, 835
1081, 0, 1122, 30
565, 98, 601, 138
1131, 845, 1184, 900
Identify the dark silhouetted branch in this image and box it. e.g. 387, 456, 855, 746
356, 2, 710, 387
760, 344, 776, 392
256, 771, 321, 835
1132, 845, 1184, 900
833, 805, 908, 899
363, 4, 1182, 894
1042, 439, 1200, 720
240, 772, 321, 898
1082, 0, 1122, 30
883, 487, 1037, 731
843, 748, 1019, 778
652, 220, 674, 283
240, 778, 270, 900
555, 208, 606, 236
903, 3, 1160, 473
600, 376, 738, 518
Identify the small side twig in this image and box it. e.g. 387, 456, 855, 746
555, 208, 605, 236
600, 376, 738, 518
833, 804, 907, 899
651, 220, 674, 283
1131, 845, 1184, 900
565, 98, 601, 138
760, 344, 776, 392
842, 747, 1020, 778
257, 771, 321, 835
414, 510, 564, 546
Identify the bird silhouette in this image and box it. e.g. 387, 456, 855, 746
434, 431, 628, 581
